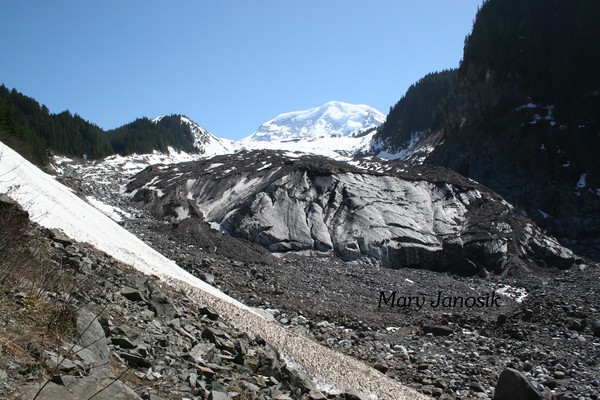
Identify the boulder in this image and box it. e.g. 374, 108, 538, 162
76, 309, 110, 370
49, 228, 73, 246
493, 368, 543, 400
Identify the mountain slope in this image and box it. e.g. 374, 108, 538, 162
108, 114, 233, 157
179, 115, 234, 156
372, 0, 600, 258
372, 70, 456, 160
0, 85, 112, 161
237, 101, 385, 159
0, 85, 230, 162
245, 101, 385, 142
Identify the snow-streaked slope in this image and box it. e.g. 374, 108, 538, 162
244, 101, 385, 142
234, 101, 384, 160
0, 141, 242, 306
0, 141, 429, 400
152, 115, 234, 157
234, 128, 377, 160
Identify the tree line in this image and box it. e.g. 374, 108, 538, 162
0, 85, 199, 165
376, 0, 600, 151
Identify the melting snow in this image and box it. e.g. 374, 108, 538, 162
537, 209, 551, 219
256, 163, 272, 171
86, 196, 132, 222
495, 284, 528, 303
577, 173, 587, 189
516, 103, 538, 110
207, 163, 224, 170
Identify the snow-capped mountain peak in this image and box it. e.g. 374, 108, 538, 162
244, 101, 385, 142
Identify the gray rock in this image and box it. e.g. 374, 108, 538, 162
121, 287, 146, 302
423, 325, 454, 336
307, 390, 327, 400
0, 369, 8, 385
76, 309, 110, 369
50, 374, 77, 387
209, 389, 231, 400
592, 320, 600, 337
288, 368, 317, 392
22, 371, 142, 399
112, 324, 138, 340
340, 388, 371, 400
200, 273, 215, 284
111, 337, 138, 349
149, 290, 179, 318
493, 368, 543, 400
49, 228, 72, 246
40, 350, 78, 373
186, 342, 217, 364
199, 306, 220, 321
119, 352, 152, 368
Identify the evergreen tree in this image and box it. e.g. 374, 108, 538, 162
108, 115, 198, 156
376, 70, 457, 151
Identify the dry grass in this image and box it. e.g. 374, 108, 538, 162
0, 195, 84, 396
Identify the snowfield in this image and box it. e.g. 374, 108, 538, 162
245, 100, 385, 142
0, 141, 428, 400
235, 101, 385, 160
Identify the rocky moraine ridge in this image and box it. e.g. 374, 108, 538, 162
126, 150, 575, 276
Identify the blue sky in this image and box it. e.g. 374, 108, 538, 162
1, 1, 481, 140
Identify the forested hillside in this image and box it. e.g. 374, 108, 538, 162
108, 116, 197, 156
0, 85, 202, 164
374, 0, 600, 257
460, 0, 600, 121
375, 70, 456, 151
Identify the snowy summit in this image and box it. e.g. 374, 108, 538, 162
244, 101, 386, 142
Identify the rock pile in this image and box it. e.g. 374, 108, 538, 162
0, 224, 376, 400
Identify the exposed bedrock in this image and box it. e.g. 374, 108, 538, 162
127, 151, 575, 275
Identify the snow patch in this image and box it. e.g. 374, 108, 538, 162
245, 101, 385, 142
86, 196, 132, 222
256, 163, 272, 171
577, 173, 587, 189
537, 209, 551, 219
495, 284, 528, 303
206, 163, 224, 170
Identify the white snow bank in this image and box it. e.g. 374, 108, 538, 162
86, 196, 132, 222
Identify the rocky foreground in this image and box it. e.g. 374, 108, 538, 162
125, 214, 600, 400
0, 215, 382, 400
